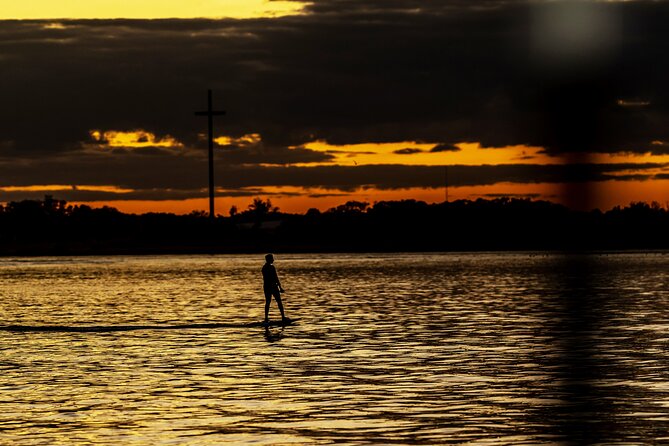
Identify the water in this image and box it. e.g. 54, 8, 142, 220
1, 253, 669, 444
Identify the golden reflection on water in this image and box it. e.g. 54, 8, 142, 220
1, 253, 669, 444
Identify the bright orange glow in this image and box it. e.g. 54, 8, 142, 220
0, 185, 134, 193
2, 1, 306, 20
80, 199, 212, 215
297, 141, 560, 166
90, 130, 183, 149
214, 133, 262, 147
585, 179, 669, 211
299, 140, 669, 167
66, 179, 669, 215
4, 137, 667, 214
589, 151, 669, 165
450, 180, 668, 211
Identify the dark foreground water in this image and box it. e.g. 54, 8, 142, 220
1, 253, 669, 444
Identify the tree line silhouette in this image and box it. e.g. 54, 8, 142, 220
0, 195, 667, 255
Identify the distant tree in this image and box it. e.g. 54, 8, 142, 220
247, 198, 278, 219
0, 195, 667, 254
188, 210, 208, 218
328, 201, 369, 214
650, 201, 664, 211
305, 208, 321, 217
42, 195, 69, 216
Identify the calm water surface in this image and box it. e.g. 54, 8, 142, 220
1, 253, 669, 444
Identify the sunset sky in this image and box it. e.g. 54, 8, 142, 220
1, 0, 668, 214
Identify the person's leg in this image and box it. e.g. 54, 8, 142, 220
264, 289, 272, 323
274, 291, 287, 321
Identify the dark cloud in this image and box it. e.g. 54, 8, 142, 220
1, 1, 669, 202
298, 0, 520, 15
647, 142, 669, 156
430, 143, 460, 153
107, 147, 177, 157
0, 146, 664, 201
214, 143, 334, 165
393, 148, 423, 155
324, 150, 376, 156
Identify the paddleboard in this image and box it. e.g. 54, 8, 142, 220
251, 318, 299, 328
1, 319, 300, 333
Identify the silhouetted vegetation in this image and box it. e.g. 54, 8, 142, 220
0, 195, 667, 255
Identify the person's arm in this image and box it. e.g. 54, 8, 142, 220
274, 266, 285, 292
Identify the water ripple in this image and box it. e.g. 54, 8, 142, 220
1, 253, 668, 444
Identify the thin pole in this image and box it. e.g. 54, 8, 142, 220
207, 90, 215, 219
195, 89, 225, 220
445, 166, 449, 203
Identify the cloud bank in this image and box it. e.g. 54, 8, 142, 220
1, 1, 668, 204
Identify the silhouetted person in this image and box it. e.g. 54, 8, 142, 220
262, 253, 287, 325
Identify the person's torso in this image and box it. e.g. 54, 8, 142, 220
262, 264, 277, 285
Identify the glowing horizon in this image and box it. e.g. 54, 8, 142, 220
3, 133, 668, 215
40, 178, 668, 216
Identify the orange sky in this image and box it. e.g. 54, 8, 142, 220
5, 133, 668, 214
66, 179, 669, 216
3, 3, 667, 216
69, 134, 669, 213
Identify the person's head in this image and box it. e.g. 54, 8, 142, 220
265, 253, 274, 264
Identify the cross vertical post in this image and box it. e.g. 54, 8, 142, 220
195, 89, 226, 219
444, 165, 449, 203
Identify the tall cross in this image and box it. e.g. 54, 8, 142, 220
195, 89, 226, 219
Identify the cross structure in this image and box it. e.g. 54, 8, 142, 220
444, 165, 449, 203
195, 89, 226, 219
